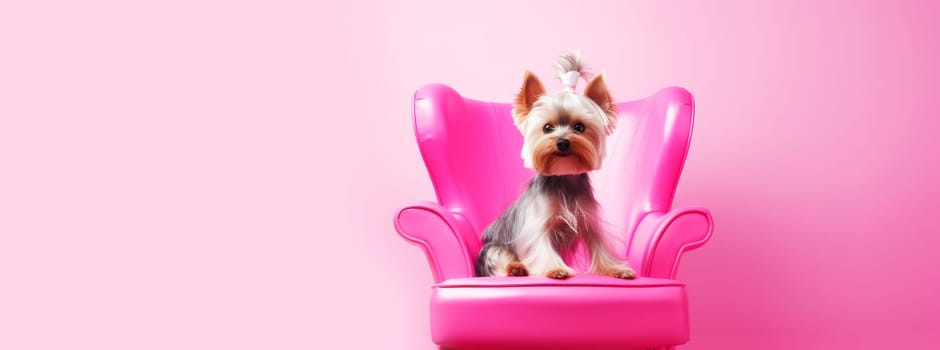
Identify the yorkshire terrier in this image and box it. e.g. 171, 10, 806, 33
475, 53, 637, 280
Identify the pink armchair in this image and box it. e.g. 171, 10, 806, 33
394, 84, 714, 349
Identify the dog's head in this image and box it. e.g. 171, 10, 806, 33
512, 55, 617, 176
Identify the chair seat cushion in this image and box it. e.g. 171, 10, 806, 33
431, 276, 689, 349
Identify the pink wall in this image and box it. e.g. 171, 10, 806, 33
2, 0, 938, 349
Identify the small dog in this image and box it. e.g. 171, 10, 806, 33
475, 53, 637, 280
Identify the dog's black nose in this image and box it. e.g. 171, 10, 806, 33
556, 139, 570, 152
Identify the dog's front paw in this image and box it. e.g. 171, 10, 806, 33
605, 266, 636, 279
546, 268, 574, 279
506, 262, 529, 277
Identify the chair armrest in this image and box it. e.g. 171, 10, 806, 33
627, 206, 714, 279
394, 201, 477, 283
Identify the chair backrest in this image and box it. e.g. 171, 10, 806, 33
411, 84, 695, 259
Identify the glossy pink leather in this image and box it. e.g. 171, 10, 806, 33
433, 276, 689, 349
394, 84, 714, 349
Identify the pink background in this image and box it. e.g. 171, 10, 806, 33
2, 0, 939, 349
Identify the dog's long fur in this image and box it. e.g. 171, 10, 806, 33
475, 53, 636, 279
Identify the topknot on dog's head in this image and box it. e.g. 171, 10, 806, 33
554, 51, 594, 93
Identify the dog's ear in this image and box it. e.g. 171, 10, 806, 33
512, 71, 546, 130
583, 73, 617, 135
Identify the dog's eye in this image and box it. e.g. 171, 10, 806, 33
573, 123, 585, 133
543, 124, 555, 133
